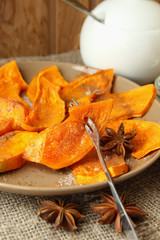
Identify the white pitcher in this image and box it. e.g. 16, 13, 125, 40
80, 0, 160, 84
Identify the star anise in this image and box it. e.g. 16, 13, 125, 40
100, 122, 137, 158
91, 192, 148, 233
37, 199, 85, 231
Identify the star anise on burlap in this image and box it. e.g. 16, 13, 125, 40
100, 122, 137, 158
37, 199, 85, 231
91, 192, 148, 233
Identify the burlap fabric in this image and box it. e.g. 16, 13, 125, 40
0, 51, 159, 240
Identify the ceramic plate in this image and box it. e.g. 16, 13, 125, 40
0, 61, 159, 196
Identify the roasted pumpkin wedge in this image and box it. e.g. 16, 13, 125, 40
0, 118, 13, 136
0, 60, 28, 106
23, 99, 113, 169
67, 93, 97, 109
0, 83, 29, 107
106, 120, 160, 159
25, 76, 65, 130
77, 93, 97, 105
27, 65, 68, 102
60, 69, 114, 106
0, 60, 27, 90
0, 131, 38, 172
0, 97, 29, 130
97, 84, 156, 121
71, 150, 128, 184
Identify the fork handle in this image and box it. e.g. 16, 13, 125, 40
95, 147, 138, 240
61, 0, 104, 24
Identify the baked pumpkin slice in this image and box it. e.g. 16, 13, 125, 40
0, 60, 28, 107
71, 149, 128, 185
69, 93, 97, 107
0, 97, 29, 130
0, 118, 14, 136
97, 84, 156, 121
23, 99, 113, 169
25, 76, 65, 130
106, 119, 160, 159
0, 96, 45, 132
60, 69, 114, 107
27, 65, 68, 102
0, 131, 38, 172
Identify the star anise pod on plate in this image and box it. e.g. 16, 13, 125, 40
91, 191, 148, 233
100, 122, 137, 158
37, 199, 85, 231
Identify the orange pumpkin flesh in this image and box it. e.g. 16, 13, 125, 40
67, 93, 97, 110
0, 118, 14, 136
23, 99, 113, 169
0, 97, 29, 130
0, 60, 28, 106
0, 60, 27, 90
27, 65, 68, 102
106, 120, 160, 159
77, 93, 97, 105
97, 84, 157, 121
25, 76, 65, 130
71, 150, 128, 184
60, 69, 114, 105
0, 131, 38, 172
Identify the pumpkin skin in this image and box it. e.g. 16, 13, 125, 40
23, 99, 113, 169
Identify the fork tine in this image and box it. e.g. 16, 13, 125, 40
87, 117, 94, 126
71, 98, 99, 139
87, 117, 99, 134
85, 123, 93, 136
72, 99, 79, 106
69, 102, 74, 107
71, 99, 96, 134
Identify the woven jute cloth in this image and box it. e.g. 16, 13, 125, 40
0, 51, 160, 240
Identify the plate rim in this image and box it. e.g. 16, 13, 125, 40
0, 150, 160, 196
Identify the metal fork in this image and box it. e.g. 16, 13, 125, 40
62, 0, 104, 24
72, 99, 138, 240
